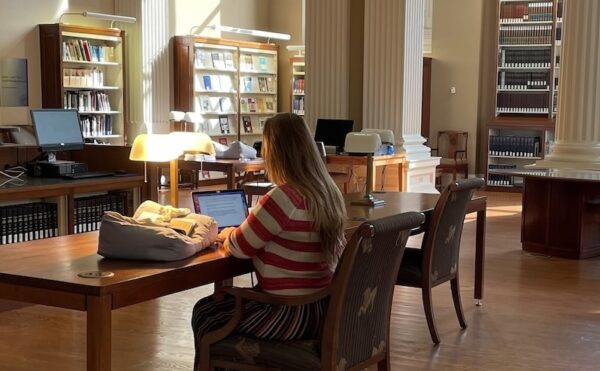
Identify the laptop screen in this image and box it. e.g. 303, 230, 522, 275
191, 189, 249, 231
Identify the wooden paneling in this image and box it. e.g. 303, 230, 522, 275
421, 56, 432, 140
173, 36, 195, 112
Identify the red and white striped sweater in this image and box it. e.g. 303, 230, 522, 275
228, 184, 334, 295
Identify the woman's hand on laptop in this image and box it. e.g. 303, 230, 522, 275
217, 227, 235, 243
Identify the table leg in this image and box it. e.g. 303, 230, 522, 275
475, 208, 486, 306
87, 295, 112, 371
227, 167, 236, 190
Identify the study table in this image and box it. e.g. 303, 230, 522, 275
152, 152, 407, 196
0, 192, 486, 370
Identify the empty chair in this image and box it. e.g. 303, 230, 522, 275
197, 211, 425, 371
432, 131, 469, 189
396, 177, 484, 344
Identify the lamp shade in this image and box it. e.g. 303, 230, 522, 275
129, 134, 183, 162
169, 111, 185, 121
168, 131, 215, 155
184, 111, 202, 124
361, 128, 395, 144
344, 133, 382, 154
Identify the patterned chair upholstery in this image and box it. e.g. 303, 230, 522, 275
197, 211, 425, 371
396, 177, 484, 344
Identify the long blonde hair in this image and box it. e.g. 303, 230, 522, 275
262, 113, 347, 269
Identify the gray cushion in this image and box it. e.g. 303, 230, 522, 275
216, 141, 258, 159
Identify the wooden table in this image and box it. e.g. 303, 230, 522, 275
0, 175, 144, 235
0, 192, 486, 370
178, 158, 266, 190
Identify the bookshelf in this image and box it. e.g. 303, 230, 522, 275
173, 36, 278, 145
39, 24, 128, 145
290, 56, 305, 116
487, 0, 564, 191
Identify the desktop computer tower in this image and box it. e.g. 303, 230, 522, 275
27, 161, 88, 178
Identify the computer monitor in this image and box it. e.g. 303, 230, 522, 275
30, 109, 84, 160
314, 118, 354, 152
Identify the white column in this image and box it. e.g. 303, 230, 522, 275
537, 0, 600, 170
115, 0, 171, 137
305, 0, 351, 129
363, 0, 439, 192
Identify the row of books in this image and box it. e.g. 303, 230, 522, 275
499, 49, 551, 67
63, 39, 114, 63
241, 96, 275, 113
240, 54, 273, 73
499, 2, 553, 23
489, 136, 541, 157
0, 202, 58, 245
498, 71, 549, 90
195, 50, 236, 70
241, 76, 276, 93
80, 115, 113, 138
293, 78, 305, 94
241, 115, 266, 134
497, 92, 549, 111
292, 96, 305, 116
74, 194, 125, 234
488, 164, 518, 186
499, 25, 553, 45
197, 74, 235, 92
63, 68, 105, 88
64, 91, 112, 112
197, 96, 234, 114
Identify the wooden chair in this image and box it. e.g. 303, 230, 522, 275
396, 177, 484, 344
431, 131, 469, 188
197, 211, 426, 371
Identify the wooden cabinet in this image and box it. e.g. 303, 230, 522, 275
39, 24, 128, 145
173, 36, 278, 145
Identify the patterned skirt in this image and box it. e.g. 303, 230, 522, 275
191, 292, 327, 368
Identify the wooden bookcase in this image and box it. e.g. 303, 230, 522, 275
39, 24, 128, 145
486, 0, 564, 192
173, 36, 278, 145
290, 56, 305, 116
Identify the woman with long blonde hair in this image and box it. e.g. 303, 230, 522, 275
191, 113, 347, 368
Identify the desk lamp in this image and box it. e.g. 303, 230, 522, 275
167, 132, 215, 207
129, 134, 183, 206
344, 132, 385, 206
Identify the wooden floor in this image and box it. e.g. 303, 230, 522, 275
1, 190, 600, 370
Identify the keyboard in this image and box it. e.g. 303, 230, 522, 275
63, 171, 115, 180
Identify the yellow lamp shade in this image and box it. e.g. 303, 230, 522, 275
168, 131, 215, 155
129, 134, 183, 162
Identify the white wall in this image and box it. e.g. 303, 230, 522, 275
0, 0, 115, 125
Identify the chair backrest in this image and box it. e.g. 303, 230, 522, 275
320, 212, 426, 370
422, 177, 484, 286
437, 130, 468, 160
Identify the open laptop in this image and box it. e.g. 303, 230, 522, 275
191, 189, 249, 231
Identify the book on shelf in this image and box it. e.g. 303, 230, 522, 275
240, 97, 248, 113
259, 117, 267, 130
219, 75, 233, 92
242, 115, 253, 133
224, 52, 234, 69
489, 135, 540, 157
247, 97, 257, 113
487, 164, 518, 187
211, 52, 225, 69
256, 97, 265, 112
199, 96, 210, 112
258, 56, 268, 72
243, 76, 253, 92
218, 97, 232, 113
218, 115, 230, 134
265, 97, 274, 112
243, 55, 253, 70
218, 137, 228, 145
203, 75, 212, 90
195, 49, 206, 68
266, 76, 275, 92
258, 76, 267, 92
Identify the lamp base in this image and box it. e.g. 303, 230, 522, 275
351, 193, 386, 207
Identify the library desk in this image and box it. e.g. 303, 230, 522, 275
517, 169, 600, 258
0, 191, 485, 370
177, 158, 266, 190
0, 175, 144, 235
